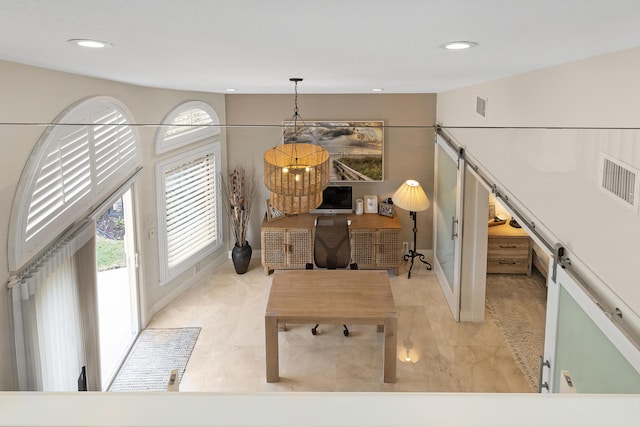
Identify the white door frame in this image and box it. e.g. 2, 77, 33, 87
458, 166, 491, 322
91, 181, 141, 390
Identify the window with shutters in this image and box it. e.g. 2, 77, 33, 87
8, 97, 140, 271
156, 143, 222, 283
155, 101, 220, 154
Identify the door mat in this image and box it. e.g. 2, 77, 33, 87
109, 327, 200, 391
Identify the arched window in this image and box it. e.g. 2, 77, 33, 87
9, 96, 141, 271
155, 101, 220, 154
155, 101, 223, 283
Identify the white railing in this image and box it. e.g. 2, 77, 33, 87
0, 392, 638, 426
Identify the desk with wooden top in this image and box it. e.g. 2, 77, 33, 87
261, 213, 402, 275
264, 269, 397, 383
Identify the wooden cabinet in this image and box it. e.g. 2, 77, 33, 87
261, 213, 401, 275
487, 222, 532, 276
351, 228, 401, 272
261, 226, 313, 274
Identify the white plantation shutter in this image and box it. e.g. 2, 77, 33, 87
165, 154, 217, 267
155, 101, 220, 154
157, 143, 222, 282
26, 125, 91, 240
9, 97, 140, 271
165, 108, 214, 139
93, 106, 138, 187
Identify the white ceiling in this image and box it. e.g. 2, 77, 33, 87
2, 0, 640, 94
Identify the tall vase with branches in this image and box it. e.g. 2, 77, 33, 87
221, 165, 257, 274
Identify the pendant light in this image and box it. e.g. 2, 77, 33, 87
264, 78, 330, 214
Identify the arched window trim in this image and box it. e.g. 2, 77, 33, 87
155, 100, 220, 154
8, 96, 141, 272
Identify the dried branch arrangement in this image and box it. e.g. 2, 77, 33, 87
221, 165, 257, 247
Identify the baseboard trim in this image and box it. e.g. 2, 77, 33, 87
419, 248, 433, 259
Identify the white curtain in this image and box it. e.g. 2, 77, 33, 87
10, 221, 96, 391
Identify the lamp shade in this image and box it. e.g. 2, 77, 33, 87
264, 142, 330, 214
392, 179, 430, 212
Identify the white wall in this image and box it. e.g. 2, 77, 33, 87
0, 60, 227, 390
437, 47, 640, 324
225, 94, 436, 251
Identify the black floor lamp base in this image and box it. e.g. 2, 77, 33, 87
404, 250, 432, 279
405, 210, 432, 279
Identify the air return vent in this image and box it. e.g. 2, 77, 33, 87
476, 96, 487, 118
600, 154, 639, 212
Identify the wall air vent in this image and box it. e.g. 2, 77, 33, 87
476, 96, 487, 119
600, 153, 639, 212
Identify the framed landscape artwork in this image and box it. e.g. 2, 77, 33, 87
283, 120, 384, 182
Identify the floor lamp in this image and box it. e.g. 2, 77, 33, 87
392, 179, 432, 278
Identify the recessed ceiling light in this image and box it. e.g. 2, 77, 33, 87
225, 88, 238, 92
68, 39, 112, 49
371, 88, 384, 92
440, 41, 478, 50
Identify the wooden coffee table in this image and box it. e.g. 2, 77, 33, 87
265, 269, 397, 383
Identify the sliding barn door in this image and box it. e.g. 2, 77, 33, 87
432, 135, 465, 321
541, 254, 640, 393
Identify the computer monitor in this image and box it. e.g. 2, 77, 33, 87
311, 185, 353, 214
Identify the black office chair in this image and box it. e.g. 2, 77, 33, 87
307, 216, 357, 336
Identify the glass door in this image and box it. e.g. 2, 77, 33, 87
95, 187, 139, 390
432, 135, 464, 321
542, 263, 640, 393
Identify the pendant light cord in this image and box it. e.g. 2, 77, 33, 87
290, 78, 303, 164
293, 78, 300, 121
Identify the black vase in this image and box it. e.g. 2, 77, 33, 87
231, 242, 252, 274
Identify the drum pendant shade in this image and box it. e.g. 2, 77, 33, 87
264, 143, 330, 214
263, 78, 330, 214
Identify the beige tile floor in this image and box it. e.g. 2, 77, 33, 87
148, 259, 533, 393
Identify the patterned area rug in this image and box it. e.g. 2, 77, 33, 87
110, 327, 200, 392
485, 271, 547, 391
